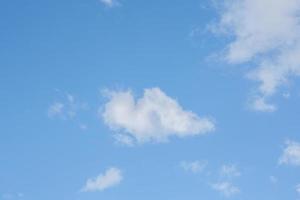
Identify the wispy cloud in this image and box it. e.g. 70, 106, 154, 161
102, 87, 215, 145
279, 140, 300, 166
212, 0, 300, 111
81, 167, 123, 192
48, 102, 64, 118
48, 93, 89, 129
211, 181, 240, 197
211, 164, 241, 197
180, 161, 241, 197
220, 164, 241, 178
113, 133, 134, 147
250, 97, 277, 112
180, 160, 208, 173
100, 0, 120, 8
47, 90, 89, 131
296, 184, 300, 195
1, 193, 24, 200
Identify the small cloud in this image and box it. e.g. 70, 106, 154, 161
100, 0, 120, 8
101, 87, 215, 145
81, 167, 123, 192
279, 140, 300, 166
180, 162, 242, 197
180, 160, 208, 173
113, 134, 134, 147
220, 164, 241, 178
48, 93, 88, 121
48, 102, 64, 118
250, 97, 277, 112
211, 182, 240, 197
210, 164, 241, 197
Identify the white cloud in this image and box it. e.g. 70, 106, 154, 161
279, 140, 300, 166
81, 167, 123, 192
213, 0, 300, 111
102, 88, 215, 145
211, 182, 240, 197
100, 0, 119, 7
180, 160, 207, 173
220, 164, 241, 178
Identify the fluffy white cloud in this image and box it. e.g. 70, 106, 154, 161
100, 0, 119, 7
214, 0, 300, 111
211, 182, 240, 197
81, 167, 122, 192
180, 160, 207, 173
102, 88, 215, 144
279, 140, 300, 166
220, 164, 241, 178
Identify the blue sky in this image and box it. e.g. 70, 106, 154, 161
1, 0, 300, 199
